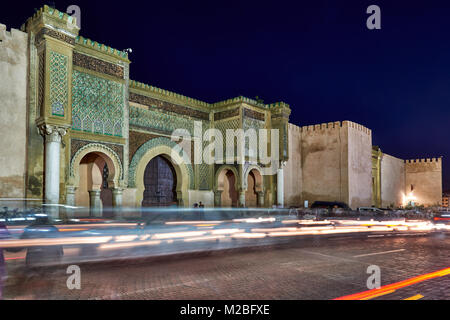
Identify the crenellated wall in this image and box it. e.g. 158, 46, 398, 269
405, 158, 442, 207
295, 120, 372, 209
300, 121, 347, 205
0, 24, 28, 198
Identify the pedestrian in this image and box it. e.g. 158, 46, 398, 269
199, 202, 204, 209
0, 222, 10, 300
193, 203, 199, 208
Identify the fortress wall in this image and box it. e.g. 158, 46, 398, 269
284, 123, 303, 207
347, 121, 373, 209
380, 153, 405, 208
300, 121, 348, 205
405, 158, 442, 207
0, 24, 28, 198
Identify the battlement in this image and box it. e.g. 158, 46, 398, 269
129, 80, 210, 109
75, 35, 129, 60
300, 121, 342, 132
288, 123, 302, 132
344, 120, 372, 135
300, 120, 371, 135
0, 24, 27, 43
21, 5, 78, 32
405, 157, 442, 164
212, 96, 268, 109
268, 101, 290, 109
129, 81, 290, 114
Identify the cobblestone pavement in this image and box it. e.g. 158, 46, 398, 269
3, 233, 449, 300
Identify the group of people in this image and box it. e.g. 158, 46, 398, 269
193, 202, 205, 209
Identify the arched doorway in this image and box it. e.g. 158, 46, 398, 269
245, 171, 258, 207
245, 168, 263, 207
75, 152, 114, 214
142, 155, 177, 207
219, 169, 238, 207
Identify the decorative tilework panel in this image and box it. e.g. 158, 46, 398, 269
214, 119, 241, 161
243, 118, 265, 159
38, 51, 45, 117
129, 131, 160, 162
130, 92, 209, 121
50, 51, 68, 116
71, 70, 124, 137
129, 106, 195, 136
199, 122, 212, 190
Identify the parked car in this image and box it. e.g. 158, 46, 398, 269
357, 207, 386, 216
310, 201, 352, 217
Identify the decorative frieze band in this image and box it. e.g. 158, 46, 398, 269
35, 27, 75, 46
214, 108, 240, 121
129, 92, 209, 121
243, 108, 265, 122
271, 111, 290, 120
73, 52, 124, 79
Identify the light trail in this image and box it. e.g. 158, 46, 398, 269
333, 267, 450, 300
403, 294, 424, 300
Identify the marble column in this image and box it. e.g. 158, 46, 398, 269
66, 186, 77, 207
64, 186, 77, 219
112, 188, 123, 219
176, 191, 184, 207
257, 191, 265, 207
39, 125, 67, 218
214, 191, 222, 207
89, 190, 102, 217
238, 190, 246, 208
112, 188, 123, 208
39, 125, 67, 204
277, 162, 286, 207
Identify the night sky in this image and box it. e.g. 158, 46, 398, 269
2, 0, 450, 190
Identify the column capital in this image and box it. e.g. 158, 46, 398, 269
112, 188, 124, 195
66, 185, 77, 192
38, 124, 67, 143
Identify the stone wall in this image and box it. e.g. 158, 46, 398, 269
299, 121, 372, 209
380, 153, 405, 208
0, 24, 28, 198
405, 158, 442, 207
284, 124, 302, 207
347, 122, 373, 209
300, 121, 348, 206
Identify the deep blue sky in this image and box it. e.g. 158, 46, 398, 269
3, 1, 450, 190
